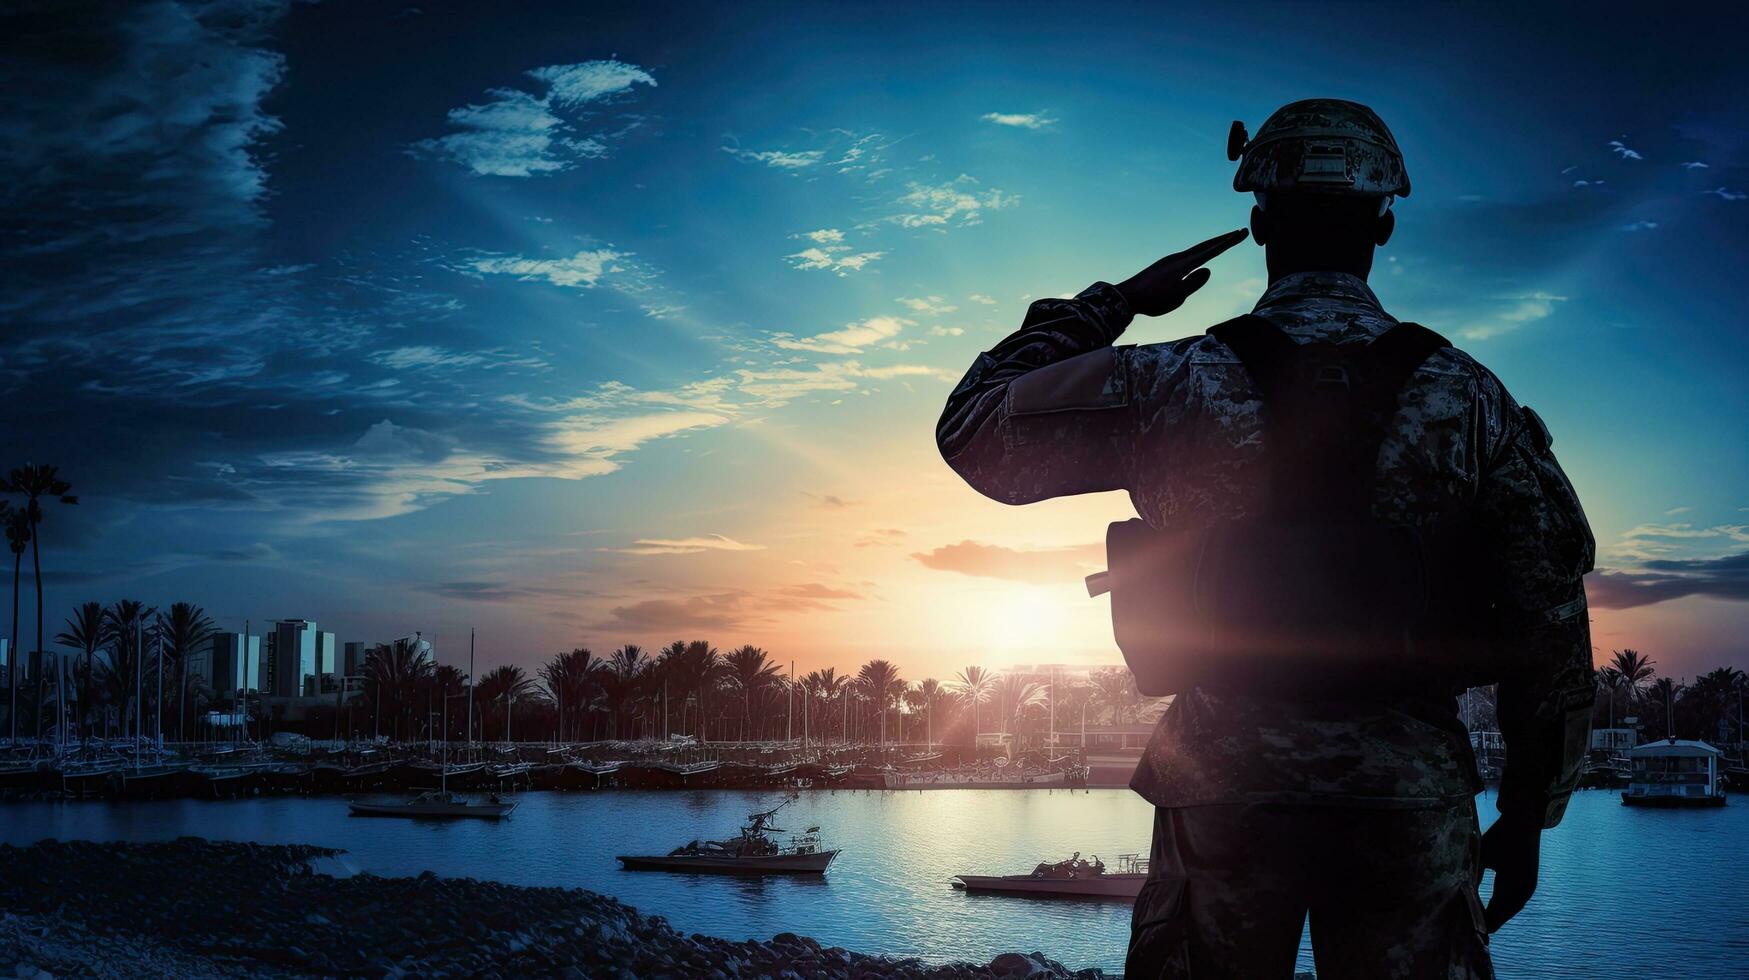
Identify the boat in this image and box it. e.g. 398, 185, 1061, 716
953, 852, 1149, 900
348, 788, 518, 819
617, 799, 838, 875
1621, 739, 1728, 808
347, 697, 516, 819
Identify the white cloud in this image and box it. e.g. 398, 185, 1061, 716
1573, 179, 1606, 188
1680, 161, 1710, 169
1620, 220, 1660, 232
467, 249, 623, 288
893, 176, 1017, 229
785, 245, 885, 275
1457, 292, 1568, 341
968, 293, 997, 305
599, 534, 765, 556
1607, 139, 1643, 161
981, 111, 1057, 130
723, 147, 824, 169
802, 228, 844, 244
897, 295, 957, 316
773, 315, 911, 354
410, 59, 654, 177
1706, 186, 1746, 201
529, 60, 656, 105
929, 325, 965, 337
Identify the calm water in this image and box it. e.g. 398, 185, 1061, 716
3, 787, 1745, 977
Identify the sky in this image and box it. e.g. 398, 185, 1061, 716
3, 1, 1747, 684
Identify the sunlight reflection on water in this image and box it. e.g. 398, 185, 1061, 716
5, 787, 1745, 976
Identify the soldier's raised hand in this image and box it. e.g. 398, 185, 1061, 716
1113, 228, 1248, 318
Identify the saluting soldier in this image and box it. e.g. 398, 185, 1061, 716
936, 99, 1595, 979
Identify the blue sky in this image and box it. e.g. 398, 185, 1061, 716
3, 1, 1746, 680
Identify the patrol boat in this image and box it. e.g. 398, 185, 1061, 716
952, 852, 1149, 900
617, 799, 838, 875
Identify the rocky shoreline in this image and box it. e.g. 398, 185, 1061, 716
0, 839, 1110, 978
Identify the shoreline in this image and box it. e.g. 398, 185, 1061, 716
0, 838, 1111, 978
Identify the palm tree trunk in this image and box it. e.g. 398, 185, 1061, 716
8, 552, 18, 743
31, 529, 43, 742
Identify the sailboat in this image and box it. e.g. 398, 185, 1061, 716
348, 691, 516, 819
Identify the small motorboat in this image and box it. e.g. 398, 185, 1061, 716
618, 799, 838, 875
348, 789, 517, 819
953, 852, 1149, 900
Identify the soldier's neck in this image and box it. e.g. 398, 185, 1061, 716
1264, 248, 1375, 284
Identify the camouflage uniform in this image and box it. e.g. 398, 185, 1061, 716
937, 272, 1595, 978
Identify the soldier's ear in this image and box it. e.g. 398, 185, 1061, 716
1249, 205, 1269, 246
1374, 209, 1395, 247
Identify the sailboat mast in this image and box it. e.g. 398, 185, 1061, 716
466, 629, 475, 759
442, 694, 448, 795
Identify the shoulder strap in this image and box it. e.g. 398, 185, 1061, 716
1358, 322, 1450, 411
1207, 314, 1297, 402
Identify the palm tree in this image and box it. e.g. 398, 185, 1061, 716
1091, 666, 1138, 725
604, 644, 648, 738
802, 668, 845, 742
156, 602, 217, 741
475, 664, 538, 743
1685, 667, 1746, 744
1648, 676, 1681, 738
4, 504, 27, 742
361, 637, 434, 741
539, 648, 602, 741
1595, 666, 1623, 732
856, 659, 903, 746
950, 666, 997, 741
99, 600, 156, 741
916, 678, 943, 746
724, 645, 781, 740
1609, 649, 1656, 709
655, 641, 689, 738
7, 464, 76, 741
993, 676, 1051, 737
55, 601, 104, 742
679, 640, 722, 742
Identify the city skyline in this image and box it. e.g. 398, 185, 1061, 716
3, 2, 1747, 682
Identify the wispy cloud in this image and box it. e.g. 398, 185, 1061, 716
785, 245, 886, 275
1607, 138, 1643, 161
892, 176, 1018, 229
1680, 161, 1710, 170
897, 296, 957, 316
722, 146, 824, 169
912, 540, 1103, 585
599, 534, 766, 556
465, 248, 626, 288
1457, 292, 1568, 341
772, 315, 911, 354
981, 111, 1057, 130
1620, 220, 1660, 232
410, 59, 655, 177
1706, 186, 1746, 201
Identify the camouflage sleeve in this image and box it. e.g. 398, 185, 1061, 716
1474, 394, 1597, 829
936, 282, 1139, 503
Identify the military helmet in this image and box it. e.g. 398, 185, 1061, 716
1228, 99, 1410, 199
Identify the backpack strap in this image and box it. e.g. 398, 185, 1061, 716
1207, 314, 1297, 403
1355, 322, 1450, 421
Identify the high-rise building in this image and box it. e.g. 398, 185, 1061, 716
314, 631, 340, 693
195, 632, 260, 698
343, 641, 368, 678
270, 620, 319, 697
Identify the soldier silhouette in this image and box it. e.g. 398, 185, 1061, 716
938, 99, 1595, 979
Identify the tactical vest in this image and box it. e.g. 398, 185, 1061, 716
1091, 314, 1491, 698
